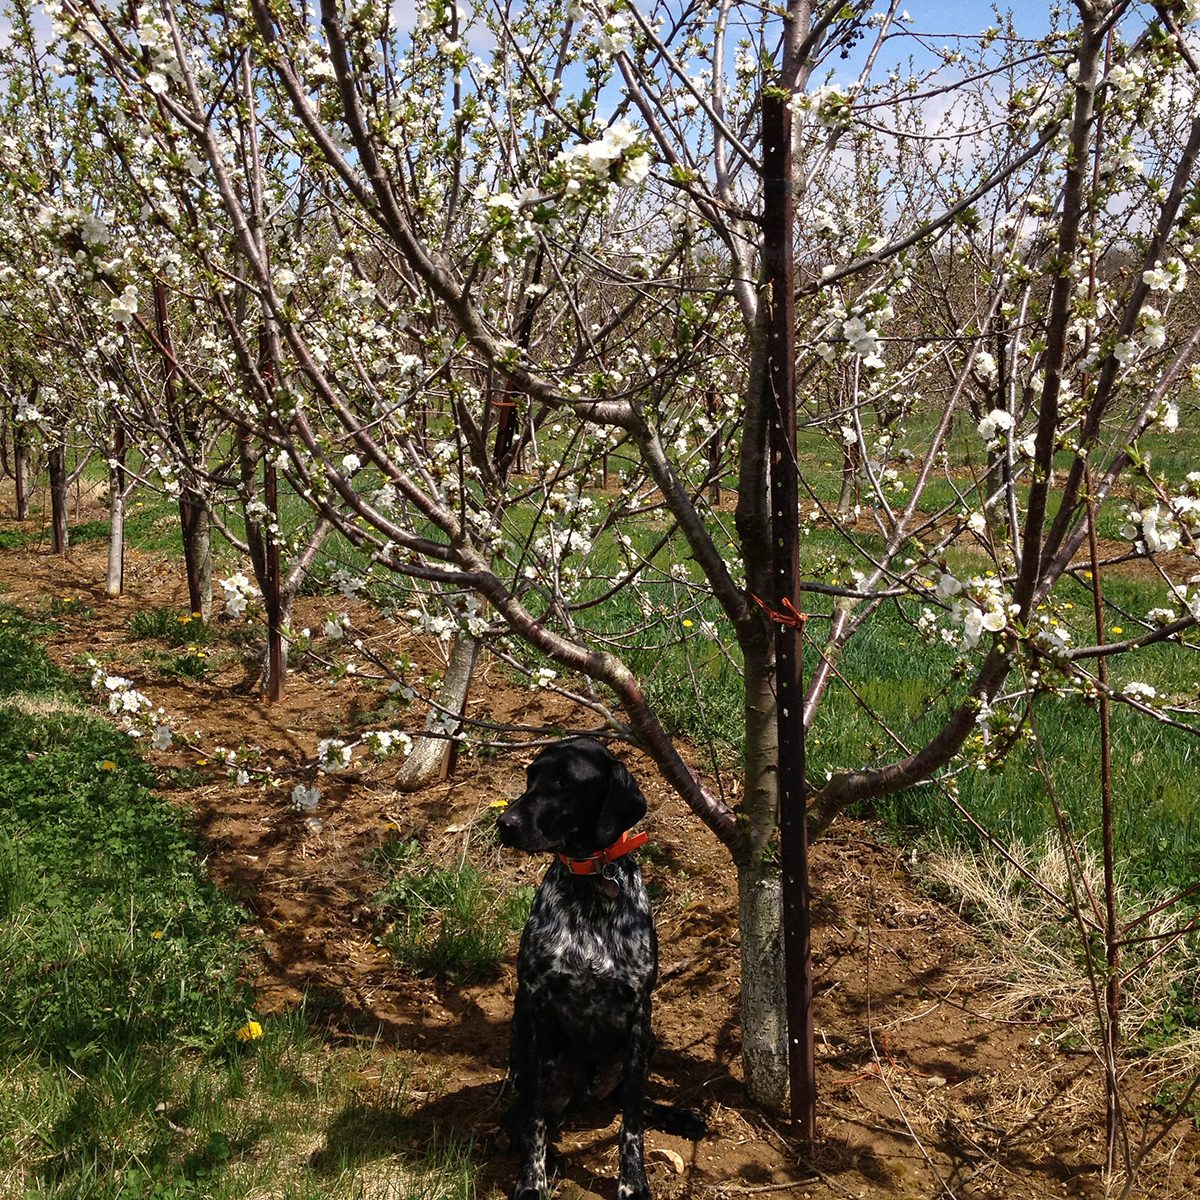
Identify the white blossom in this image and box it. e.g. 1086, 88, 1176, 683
1123, 681, 1157, 699
977, 409, 1015, 441
291, 783, 321, 812
316, 738, 352, 771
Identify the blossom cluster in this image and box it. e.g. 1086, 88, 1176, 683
549, 121, 652, 193
220, 572, 259, 619
1120, 477, 1200, 556
927, 571, 1015, 650
404, 596, 488, 641
812, 294, 894, 370
790, 84, 854, 129
89, 663, 172, 744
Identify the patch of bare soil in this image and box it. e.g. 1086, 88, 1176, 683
3, 503, 1199, 1200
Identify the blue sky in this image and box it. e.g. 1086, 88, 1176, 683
910, 1, 1053, 36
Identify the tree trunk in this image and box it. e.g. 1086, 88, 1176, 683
737, 861, 789, 1110
705, 384, 722, 507
734, 642, 790, 1112
195, 505, 213, 616
837, 441, 860, 518
262, 454, 284, 701
105, 425, 126, 597
259, 591, 294, 692
106, 477, 125, 596
179, 492, 212, 618
256, 516, 333, 694
394, 632, 480, 791
48, 438, 68, 556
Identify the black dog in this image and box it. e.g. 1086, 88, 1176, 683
497, 737, 706, 1200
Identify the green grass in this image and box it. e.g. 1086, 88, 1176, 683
0, 610, 486, 1199
374, 840, 533, 985
792, 573, 1200, 898
130, 608, 210, 647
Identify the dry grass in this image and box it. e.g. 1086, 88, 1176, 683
922, 833, 1200, 1083
0, 693, 84, 718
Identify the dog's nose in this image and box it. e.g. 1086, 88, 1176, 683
497, 806, 521, 843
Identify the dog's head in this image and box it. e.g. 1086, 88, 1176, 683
497, 737, 647, 859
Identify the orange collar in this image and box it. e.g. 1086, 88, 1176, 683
558, 829, 649, 875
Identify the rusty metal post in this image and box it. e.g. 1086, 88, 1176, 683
763, 89, 816, 1143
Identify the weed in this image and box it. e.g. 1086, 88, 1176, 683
130, 609, 209, 648
0, 835, 34, 918
921, 834, 1200, 1076
375, 851, 532, 984
156, 766, 206, 791
0, 608, 70, 697
48, 594, 94, 619
160, 649, 211, 680
68, 520, 111, 545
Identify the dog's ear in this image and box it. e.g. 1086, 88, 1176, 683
594, 755, 647, 848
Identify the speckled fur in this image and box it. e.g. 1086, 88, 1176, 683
498, 738, 706, 1200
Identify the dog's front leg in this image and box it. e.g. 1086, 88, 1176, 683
617, 995, 653, 1200
514, 1112, 550, 1200
507, 988, 552, 1200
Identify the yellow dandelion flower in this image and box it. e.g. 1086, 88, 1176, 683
236, 1020, 264, 1042
150, 930, 165, 940
682, 619, 694, 628
489, 799, 509, 809
100, 760, 117, 771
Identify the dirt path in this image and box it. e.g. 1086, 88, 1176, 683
3, 514, 1198, 1199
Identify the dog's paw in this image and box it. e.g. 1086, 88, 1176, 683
673, 1108, 708, 1141
644, 1101, 707, 1140
617, 1183, 652, 1200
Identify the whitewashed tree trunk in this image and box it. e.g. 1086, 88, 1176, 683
735, 644, 790, 1111
738, 867, 788, 1109
105, 479, 124, 596
105, 426, 127, 597
394, 632, 480, 791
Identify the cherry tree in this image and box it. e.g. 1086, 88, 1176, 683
31, 0, 1200, 1124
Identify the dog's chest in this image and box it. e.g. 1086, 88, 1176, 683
519, 865, 655, 989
